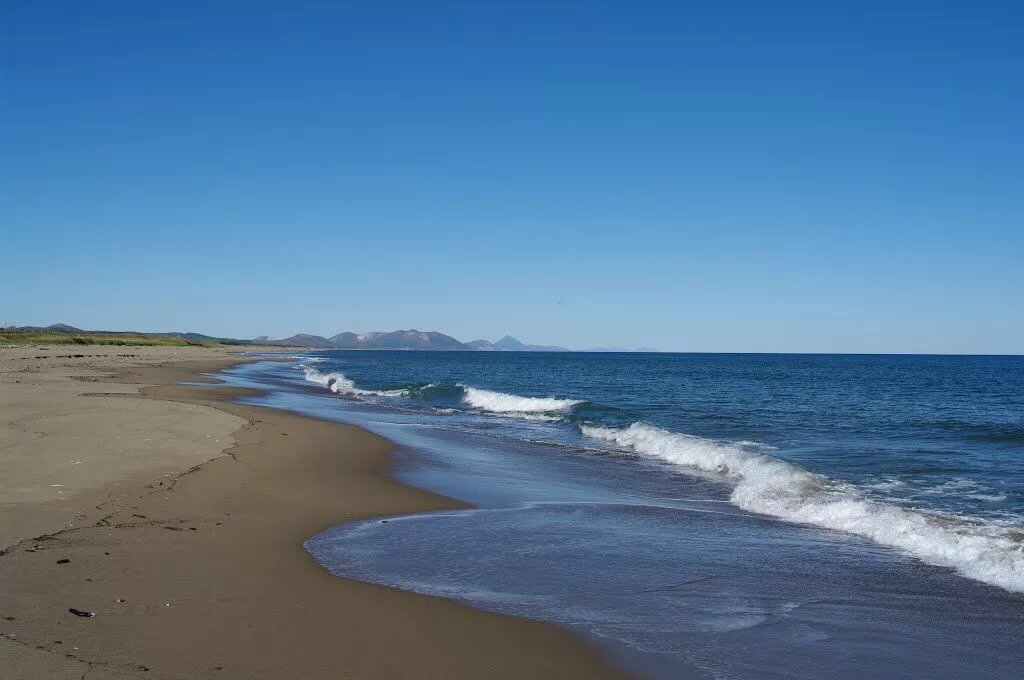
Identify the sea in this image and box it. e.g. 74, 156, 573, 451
218, 351, 1024, 679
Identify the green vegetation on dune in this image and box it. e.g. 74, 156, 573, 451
0, 330, 220, 347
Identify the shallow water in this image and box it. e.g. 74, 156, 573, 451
225, 353, 1024, 679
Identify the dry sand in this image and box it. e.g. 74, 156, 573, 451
0, 346, 629, 679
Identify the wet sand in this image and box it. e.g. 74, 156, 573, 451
0, 347, 629, 679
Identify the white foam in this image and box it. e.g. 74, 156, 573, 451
301, 366, 408, 398
460, 386, 582, 414
581, 422, 1024, 593
862, 477, 908, 492
302, 366, 358, 394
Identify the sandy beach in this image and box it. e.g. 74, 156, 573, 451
0, 347, 628, 680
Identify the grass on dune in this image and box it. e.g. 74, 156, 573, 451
0, 331, 220, 347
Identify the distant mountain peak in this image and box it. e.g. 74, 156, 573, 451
47, 323, 84, 333
491, 335, 567, 352
466, 339, 498, 351
494, 335, 525, 350
276, 333, 331, 347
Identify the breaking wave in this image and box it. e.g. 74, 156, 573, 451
301, 365, 582, 417
581, 422, 1024, 593
460, 386, 583, 414
301, 366, 409, 398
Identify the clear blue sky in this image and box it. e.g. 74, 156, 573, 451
3, 1, 1021, 353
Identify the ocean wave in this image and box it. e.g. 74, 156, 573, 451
460, 386, 583, 414
301, 366, 409, 398
581, 422, 1024, 593
967, 494, 1010, 503
300, 366, 581, 420
302, 366, 357, 393
406, 383, 462, 400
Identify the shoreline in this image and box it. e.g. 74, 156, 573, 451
0, 349, 630, 679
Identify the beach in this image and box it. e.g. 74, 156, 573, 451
0, 346, 627, 680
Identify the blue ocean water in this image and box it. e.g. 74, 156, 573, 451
226, 352, 1024, 679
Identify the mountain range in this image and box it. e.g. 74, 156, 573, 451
11, 324, 655, 352
465, 335, 569, 352
267, 330, 571, 351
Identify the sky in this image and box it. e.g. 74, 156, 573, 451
2, 1, 1022, 353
